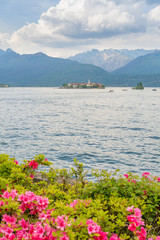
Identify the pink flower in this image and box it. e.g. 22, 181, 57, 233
88, 224, 96, 234
132, 179, 136, 183
69, 199, 79, 208
18, 191, 49, 214
127, 215, 137, 222
39, 211, 52, 221
87, 219, 103, 237
128, 222, 137, 231
140, 227, 146, 234
60, 233, 69, 240
136, 227, 146, 240
138, 235, 146, 240
127, 206, 134, 212
157, 177, 160, 182
134, 208, 142, 218
28, 160, 38, 169
142, 172, 150, 178
14, 160, 19, 164
87, 219, 95, 225
109, 234, 120, 240
142, 172, 150, 176
2, 190, 18, 200
156, 237, 160, 240
97, 231, 108, 240
124, 174, 129, 178
2, 214, 17, 225
56, 216, 67, 231
0, 200, 4, 207
18, 219, 29, 230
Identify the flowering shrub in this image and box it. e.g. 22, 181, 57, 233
28, 160, 39, 169
18, 191, 49, 214
0, 189, 160, 239
127, 206, 160, 240
0, 190, 115, 239
0, 154, 160, 239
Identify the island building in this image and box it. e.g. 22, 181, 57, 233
0, 84, 9, 87
64, 80, 104, 88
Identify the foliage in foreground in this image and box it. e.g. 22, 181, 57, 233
0, 153, 160, 239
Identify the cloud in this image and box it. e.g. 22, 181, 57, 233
147, 6, 160, 23
9, 0, 146, 42
39, 0, 147, 38
0, 33, 10, 49
1, 0, 160, 57
145, 5, 160, 36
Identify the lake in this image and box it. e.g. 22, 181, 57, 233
0, 87, 160, 177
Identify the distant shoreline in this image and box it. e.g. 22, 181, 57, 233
0, 84, 9, 88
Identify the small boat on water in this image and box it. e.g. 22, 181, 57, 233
108, 89, 114, 92
152, 89, 157, 91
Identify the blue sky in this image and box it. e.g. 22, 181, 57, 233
0, 0, 160, 57
0, 0, 58, 32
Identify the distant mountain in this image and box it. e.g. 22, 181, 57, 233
0, 48, 160, 87
112, 51, 160, 75
0, 49, 111, 87
109, 51, 160, 87
0, 49, 4, 55
69, 49, 156, 72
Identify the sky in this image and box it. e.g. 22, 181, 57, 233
0, 0, 160, 58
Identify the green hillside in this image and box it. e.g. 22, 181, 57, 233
0, 49, 111, 87
113, 51, 160, 75
108, 74, 160, 87
1, 49, 160, 87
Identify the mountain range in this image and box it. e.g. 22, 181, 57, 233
69, 49, 156, 72
0, 49, 111, 87
0, 48, 160, 87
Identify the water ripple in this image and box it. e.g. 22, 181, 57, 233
0, 87, 160, 176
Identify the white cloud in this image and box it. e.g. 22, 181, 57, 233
0, 0, 160, 57
9, 0, 145, 41
0, 33, 10, 49
147, 6, 160, 23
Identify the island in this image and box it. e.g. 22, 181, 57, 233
61, 80, 105, 89
132, 82, 144, 90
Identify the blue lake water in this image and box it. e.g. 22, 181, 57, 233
0, 87, 160, 177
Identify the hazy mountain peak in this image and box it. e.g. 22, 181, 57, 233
0, 49, 4, 55
33, 52, 47, 57
6, 48, 14, 52
69, 48, 157, 72
5, 48, 20, 57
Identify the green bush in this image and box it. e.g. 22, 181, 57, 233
0, 153, 160, 238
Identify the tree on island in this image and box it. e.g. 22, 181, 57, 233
133, 82, 144, 90
63, 83, 68, 88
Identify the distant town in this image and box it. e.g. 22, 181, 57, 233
62, 80, 105, 89
0, 84, 9, 88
